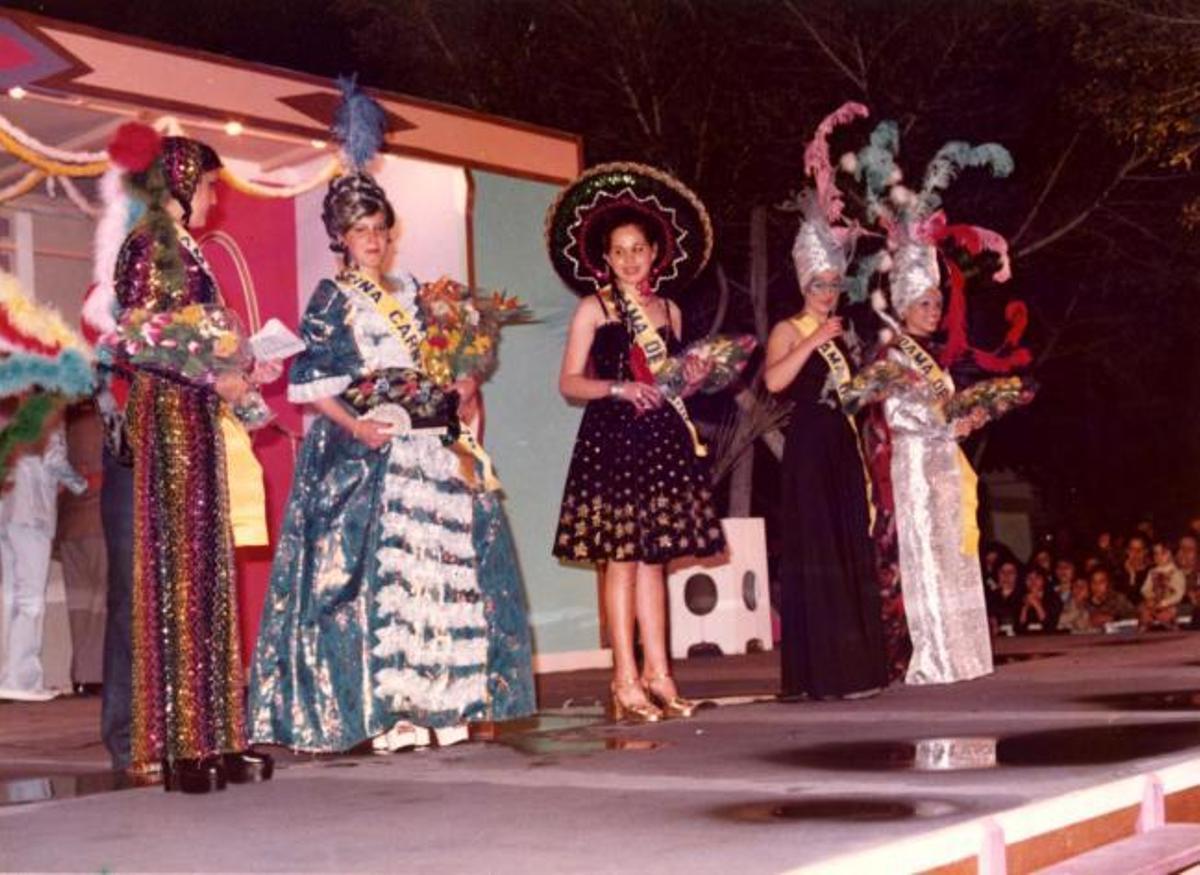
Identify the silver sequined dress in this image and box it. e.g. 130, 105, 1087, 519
883, 346, 993, 685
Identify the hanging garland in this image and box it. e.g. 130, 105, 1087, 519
219, 157, 342, 198
0, 125, 109, 176
0, 113, 108, 164
56, 177, 102, 217
0, 167, 46, 203
0, 111, 343, 208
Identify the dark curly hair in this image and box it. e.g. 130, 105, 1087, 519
321, 172, 396, 259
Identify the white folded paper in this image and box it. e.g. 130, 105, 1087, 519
249, 318, 307, 362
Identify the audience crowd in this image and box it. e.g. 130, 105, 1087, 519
983, 518, 1200, 636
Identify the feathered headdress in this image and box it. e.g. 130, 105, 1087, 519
856, 124, 1027, 370
788, 102, 871, 298
0, 270, 95, 478
332, 75, 387, 174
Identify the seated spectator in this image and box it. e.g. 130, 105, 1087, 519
1177, 535, 1200, 626
1095, 531, 1120, 570
988, 559, 1024, 633
1052, 556, 1077, 604
1117, 534, 1151, 605
1138, 540, 1186, 629
1059, 577, 1095, 633
1017, 567, 1062, 634
1085, 567, 1136, 629
1031, 547, 1054, 576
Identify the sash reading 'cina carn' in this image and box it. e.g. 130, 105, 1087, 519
599, 285, 706, 457
893, 333, 979, 556
338, 270, 502, 492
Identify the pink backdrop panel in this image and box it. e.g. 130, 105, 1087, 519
200, 182, 300, 663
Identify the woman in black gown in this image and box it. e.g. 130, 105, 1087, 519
763, 106, 886, 700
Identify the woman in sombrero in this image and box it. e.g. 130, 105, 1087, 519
548, 163, 725, 722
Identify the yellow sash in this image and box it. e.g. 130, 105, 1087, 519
339, 271, 502, 492
894, 334, 953, 402
220, 410, 268, 547
893, 334, 979, 556
788, 313, 874, 530
603, 285, 706, 457
789, 313, 853, 404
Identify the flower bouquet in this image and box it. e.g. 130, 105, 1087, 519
104, 303, 273, 428
944, 375, 1038, 424
341, 367, 460, 443
631, 334, 757, 398
840, 359, 921, 415
416, 277, 535, 386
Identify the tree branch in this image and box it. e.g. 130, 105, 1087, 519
1012, 131, 1081, 244
782, 0, 868, 92
1014, 151, 1146, 260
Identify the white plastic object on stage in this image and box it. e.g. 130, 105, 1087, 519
666, 517, 773, 660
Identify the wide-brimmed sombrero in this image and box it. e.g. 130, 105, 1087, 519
545, 162, 713, 296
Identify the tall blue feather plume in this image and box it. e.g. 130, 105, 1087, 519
854, 121, 901, 220
332, 75, 387, 172
920, 141, 1014, 213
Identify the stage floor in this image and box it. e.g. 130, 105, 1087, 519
2, 633, 1200, 873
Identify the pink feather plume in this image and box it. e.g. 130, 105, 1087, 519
804, 101, 869, 225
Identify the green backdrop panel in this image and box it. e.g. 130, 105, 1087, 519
472, 170, 599, 657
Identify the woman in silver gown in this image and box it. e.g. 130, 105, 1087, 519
882, 240, 992, 685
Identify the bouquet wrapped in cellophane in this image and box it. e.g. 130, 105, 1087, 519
839, 359, 921, 415
416, 277, 535, 386
633, 334, 757, 398
944, 375, 1038, 423
341, 367, 459, 443
103, 303, 273, 428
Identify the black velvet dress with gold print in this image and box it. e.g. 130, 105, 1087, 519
553, 294, 725, 565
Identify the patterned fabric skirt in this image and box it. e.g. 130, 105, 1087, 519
553, 398, 725, 565
126, 372, 245, 766
475, 493, 536, 721
372, 434, 489, 728
250, 425, 491, 749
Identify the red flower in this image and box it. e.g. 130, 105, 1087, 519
108, 123, 163, 173
426, 334, 449, 349
628, 345, 656, 385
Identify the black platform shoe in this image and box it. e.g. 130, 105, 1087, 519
223, 749, 274, 784
163, 756, 226, 794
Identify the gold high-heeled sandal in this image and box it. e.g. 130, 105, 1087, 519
642, 674, 697, 719
609, 677, 662, 724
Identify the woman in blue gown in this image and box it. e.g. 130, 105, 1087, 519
248, 171, 534, 753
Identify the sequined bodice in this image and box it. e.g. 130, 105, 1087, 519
114, 225, 217, 313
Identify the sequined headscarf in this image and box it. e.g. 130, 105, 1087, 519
159, 137, 222, 227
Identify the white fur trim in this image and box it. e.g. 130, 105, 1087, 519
373, 665, 487, 715
372, 625, 488, 666
287, 375, 352, 403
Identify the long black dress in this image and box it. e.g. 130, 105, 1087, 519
777, 339, 887, 698
554, 293, 725, 565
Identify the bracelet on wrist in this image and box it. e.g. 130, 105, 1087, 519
609, 381, 624, 398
